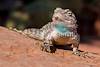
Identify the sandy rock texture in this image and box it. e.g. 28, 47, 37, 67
0, 27, 100, 67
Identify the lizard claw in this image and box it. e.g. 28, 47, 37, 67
73, 51, 81, 56
73, 51, 92, 58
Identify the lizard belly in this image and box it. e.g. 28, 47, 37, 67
51, 31, 73, 45
54, 37, 73, 45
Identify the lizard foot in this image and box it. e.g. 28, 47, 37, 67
73, 51, 93, 58
79, 52, 92, 58
73, 51, 81, 56
40, 44, 56, 53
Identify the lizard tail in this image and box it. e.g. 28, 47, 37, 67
23, 28, 43, 40
13, 28, 43, 40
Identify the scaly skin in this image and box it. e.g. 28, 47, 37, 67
19, 22, 80, 55
13, 8, 80, 55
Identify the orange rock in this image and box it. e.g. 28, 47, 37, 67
0, 27, 100, 67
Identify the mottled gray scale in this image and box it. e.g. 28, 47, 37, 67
15, 8, 80, 54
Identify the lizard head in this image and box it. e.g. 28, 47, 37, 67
52, 8, 76, 23
52, 7, 77, 29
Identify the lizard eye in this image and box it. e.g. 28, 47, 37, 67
67, 12, 72, 16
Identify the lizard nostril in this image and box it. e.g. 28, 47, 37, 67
55, 17, 59, 20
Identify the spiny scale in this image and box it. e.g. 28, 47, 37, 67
14, 8, 80, 54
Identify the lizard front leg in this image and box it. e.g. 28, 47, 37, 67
71, 35, 80, 56
41, 39, 56, 53
72, 43, 80, 56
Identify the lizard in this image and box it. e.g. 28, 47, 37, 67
13, 8, 80, 55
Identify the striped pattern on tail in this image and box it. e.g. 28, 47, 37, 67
23, 28, 43, 40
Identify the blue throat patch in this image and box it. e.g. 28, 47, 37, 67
55, 23, 70, 34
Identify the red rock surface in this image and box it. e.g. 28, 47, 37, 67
0, 26, 100, 67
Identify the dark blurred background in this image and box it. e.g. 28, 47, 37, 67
0, 0, 100, 42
